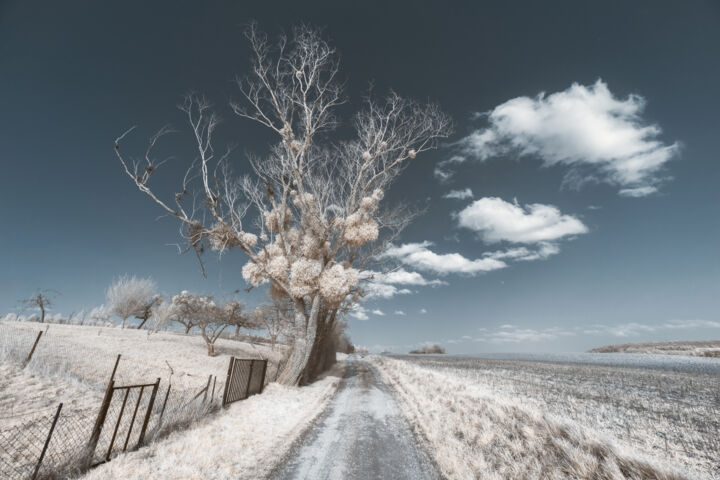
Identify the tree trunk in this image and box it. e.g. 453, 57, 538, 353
207, 342, 215, 356
136, 314, 149, 329
185, 323, 192, 334
40, 305, 45, 323
301, 308, 337, 384
277, 295, 321, 386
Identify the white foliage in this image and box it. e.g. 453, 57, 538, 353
319, 264, 360, 305
106, 275, 157, 325
289, 258, 322, 298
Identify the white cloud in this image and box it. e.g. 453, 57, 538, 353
457, 80, 679, 195
363, 281, 413, 299
371, 269, 446, 286
484, 242, 560, 262
395, 310, 406, 316
596, 319, 720, 337
434, 155, 466, 182
349, 305, 369, 321
443, 188, 474, 200
474, 325, 576, 344
618, 186, 659, 197
383, 241, 506, 275
372, 309, 385, 316
457, 197, 588, 244
469, 319, 720, 344
419, 308, 427, 314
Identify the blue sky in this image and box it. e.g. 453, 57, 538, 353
1, 0, 719, 352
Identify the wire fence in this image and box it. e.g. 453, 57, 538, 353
0, 322, 274, 480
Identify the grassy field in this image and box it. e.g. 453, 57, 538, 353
0, 321, 298, 479
369, 355, 719, 480
589, 340, 720, 357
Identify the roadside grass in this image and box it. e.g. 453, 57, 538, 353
369, 356, 694, 480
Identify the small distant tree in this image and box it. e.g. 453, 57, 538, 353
20, 289, 59, 323
170, 290, 202, 333
221, 299, 256, 338
195, 297, 226, 356
106, 275, 159, 328
254, 297, 293, 350
167, 291, 243, 355
135, 295, 163, 329
409, 343, 445, 354
336, 327, 355, 354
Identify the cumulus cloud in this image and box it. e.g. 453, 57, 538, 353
456, 80, 679, 196
371, 269, 446, 286
443, 188, 474, 200
395, 310, 407, 316
419, 308, 428, 314
457, 197, 588, 244
363, 282, 407, 299
372, 309, 385, 316
383, 241, 506, 275
349, 305, 369, 321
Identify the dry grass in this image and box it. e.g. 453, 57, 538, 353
589, 340, 720, 358
78, 364, 344, 480
0, 321, 286, 479
369, 356, 697, 480
0, 321, 282, 396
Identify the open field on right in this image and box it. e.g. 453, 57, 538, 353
589, 340, 720, 357
373, 355, 719, 479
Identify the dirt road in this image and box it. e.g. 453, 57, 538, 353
271, 356, 439, 480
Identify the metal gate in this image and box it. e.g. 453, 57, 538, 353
87, 376, 160, 466
221, 357, 267, 407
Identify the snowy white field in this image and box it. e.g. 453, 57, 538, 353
0, 321, 282, 399
0, 321, 289, 478
79, 365, 343, 480
369, 355, 712, 480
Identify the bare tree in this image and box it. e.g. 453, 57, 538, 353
20, 289, 59, 323
114, 24, 451, 385
166, 292, 242, 356
254, 297, 293, 350
106, 275, 158, 328
221, 299, 257, 338
169, 290, 201, 333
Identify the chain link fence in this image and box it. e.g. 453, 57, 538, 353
0, 322, 275, 479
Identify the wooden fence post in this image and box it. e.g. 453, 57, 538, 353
202, 375, 211, 402
86, 379, 113, 466
86, 355, 121, 466
24, 331, 43, 366
157, 383, 172, 429
32, 403, 62, 480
